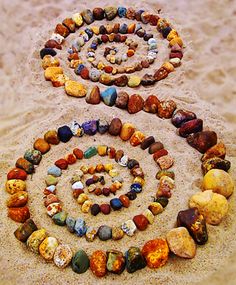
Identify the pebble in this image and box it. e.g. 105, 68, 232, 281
27, 228, 47, 253
85, 226, 97, 242
55, 23, 70, 37
47, 165, 62, 177
121, 220, 137, 236
130, 183, 142, 193
131, 167, 144, 178
201, 157, 231, 174
46, 202, 62, 217
101, 87, 117, 106
133, 176, 145, 186
171, 109, 197, 128
128, 94, 144, 114
201, 142, 226, 161
74, 218, 87, 237
154, 197, 169, 208
143, 95, 160, 113
58, 125, 73, 143
53, 244, 73, 268
104, 6, 117, 20
15, 157, 34, 174
100, 204, 111, 215
23, 149, 42, 166
90, 250, 107, 277
118, 6, 127, 17
41, 55, 60, 70
34, 138, 50, 154
133, 214, 149, 230
155, 155, 174, 170
73, 149, 84, 160
202, 169, 234, 198
107, 250, 125, 274
130, 131, 145, 147
179, 119, 203, 137
189, 190, 228, 225
81, 200, 93, 213
110, 198, 123, 210
45, 175, 58, 186
169, 57, 181, 67
7, 168, 27, 181
44, 66, 63, 81
77, 193, 88, 204
108, 118, 122, 136
149, 142, 164, 154
5, 179, 26, 194
156, 170, 175, 180
128, 75, 141, 87
6, 191, 28, 208
55, 158, 68, 170
98, 120, 109, 134
72, 13, 83, 27
44, 130, 60, 145
39, 236, 58, 261
98, 225, 112, 241
118, 155, 129, 167
81, 9, 94, 24
84, 146, 97, 159
141, 239, 169, 268
115, 91, 129, 109
14, 219, 37, 242
93, 7, 105, 20
154, 67, 169, 81
82, 120, 97, 136
162, 62, 174, 73
62, 18, 75, 32
40, 48, 57, 59
148, 202, 163, 215
97, 145, 107, 156
89, 69, 101, 82
72, 250, 90, 274
156, 176, 175, 198
154, 150, 168, 163
44, 185, 56, 195
143, 209, 155, 224
65, 80, 87, 97
187, 131, 217, 154
177, 208, 208, 245
52, 211, 68, 226
157, 100, 177, 119
126, 247, 147, 273
112, 227, 124, 240
66, 217, 76, 233
140, 136, 155, 150
114, 75, 128, 87
119, 23, 128, 34
166, 227, 196, 258
141, 74, 156, 86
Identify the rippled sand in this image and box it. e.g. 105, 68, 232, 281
0, 0, 235, 284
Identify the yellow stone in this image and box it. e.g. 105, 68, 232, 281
51, 74, 69, 87
109, 169, 119, 178
110, 56, 116, 64
120, 123, 135, 141
97, 145, 108, 156
104, 164, 113, 172
128, 76, 141, 87
65, 80, 87, 97
42, 55, 60, 70
88, 57, 95, 62
167, 29, 179, 41
70, 59, 82, 68
5, 179, 26, 194
133, 177, 145, 186
97, 61, 105, 70
39, 236, 59, 261
162, 62, 175, 73
91, 26, 100, 35
27, 228, 47, 254
189, 190, 229, 225
81, 200, 93, 213
202, 169, 234, 198
112, 68, 118, 75
44, 67, 63, 80
77, 193, 89, 205
143, 209, 155, 224
148, 202, 164, 215
72, 13, 83, 26
169, 37, 183, 47
80, 165, 88, 174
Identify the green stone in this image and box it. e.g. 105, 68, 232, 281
45, 175, 58, 186
71, 250, 90, 274
84, 146, 97, 159
125, 247, 146, 273
24, 149, 42, 165
154, 197, 169, 208
106, 250, 125, 274
156, 170, 175, 180
52, 211, 68, 226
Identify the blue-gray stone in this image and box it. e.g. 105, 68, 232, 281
66, 216, 76, 233
47, 165, 62, 177
74, 218, 87, 237
101, 87, 117, 106
97, 225, 112, 241
118, 7, 127, 17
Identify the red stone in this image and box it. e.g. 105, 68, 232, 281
143, 95, 160, 113
55, 23, 70, 37
104, 66, 113, 74
179, 119, 203, 138
8, 206, 30, 223
73, 148, 84, 159
80, 68, 90, 79
128, 94, 144, 114
55, 158, 68, 170
73, 189, 84, 199
119, 195, 130, 208
100, 204, 111, 215
45, 39, 62, 50
186, 131, 217, 154
133, 214, 149, 230
101, 35, 109, 43
153, 149, 168, 161
65, 153, 77, 164
7, 168, 27, 181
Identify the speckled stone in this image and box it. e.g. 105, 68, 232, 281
98, 225, 112, 241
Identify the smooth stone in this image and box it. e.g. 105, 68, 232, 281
109, 118, 122, 136
47, 166, 62, 177
74, 218, 87, 237
90, 250, 107, 277
118, 7, 127, 17
187, 131, 217, 153
149, 142, 164, 154
98, 225, 112, 241
171, 109, 197, 128
98, 120, 109, 134
106, 250, 125, 274
84, 146, 97, 159
141, 74, 156, 86
39, 236, 59, 261
166, 227, 196, 258
143, 95, 160, 113
27, 228, 47, 253
201, 142, 226, 161
133, 214, 149, 230
201, 157, 231, 174
81, 9, 94, 24
54, 244, 73, 268
72, 250, 90, 273
15, 157, 34, 174
40, 48, 57, 59
7, 168, 27, 181
101, 87, 117, 106
74, 64, 85, 75
115, 91, 129, 109
6, 191, 28, 208
89, 69, 101, 82
148, 202, 163, 215
157, 100, 177, 119
85, 226, 97, 242
119, 23, 128, 34
86, 85, 101, 104
44, 130, 60, 145
130, 183, 142, 193
128, 76, 141, 87
45, 175, 58, 186
154, 197, 169, 208
5, 179, 26, 195
66, 216, 76, 233
189, 190, 228, 225
14, 219, 37, 242
8, 206, 30, 223
128, 94, 144, 114
110, 198, 123, 210
127, 159, 139, 169
177, 208, 208, 245
52, 211, 68, 226
70, 120, 84, 137
93, 7, 105, 20
82, 120, 97, 136
91, 204, 101, 216
112, 227, 124, 240
126, 247, 146, 273
121, 220, 137, 236
141, 136, 155, 150
100, 204, 111, 215
24, 149, 42, 165
104, 6, 117, 20
58, 125, 73, 143
179, 119, 203, 137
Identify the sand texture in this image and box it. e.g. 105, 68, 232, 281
0, 0, 236, 284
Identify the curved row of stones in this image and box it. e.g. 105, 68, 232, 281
40, 6, 184, 89
5, 101, 234, 275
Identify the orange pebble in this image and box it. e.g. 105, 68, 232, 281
130, 131, 145, 147
90, 250, 107, 277
88, 166, 96, 175
65, 153, 77, 164
7, 168, 27, 181
119, 195, 130, 208
104, 66, 113, 73
8, 206, 30, 223
96, 164, 105, 172
141, 239, 169, 268
73, 148, 83, 159
127, 49, 135, 57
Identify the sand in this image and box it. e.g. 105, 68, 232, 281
0, 0, 236, 284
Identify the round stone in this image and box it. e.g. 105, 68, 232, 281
54, 244, 73, 268
110, 198, 123, 210
39, 237, 59, 261
98, 225, 112, 241
71, 250, 90, 274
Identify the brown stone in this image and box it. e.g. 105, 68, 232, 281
34, 138, 50, 154
149, 142, 164, 154
143, 95, 160, 113
45, 40, 62, 50
115, 92, 129, 109
178, 119, 203, 138
201, 142, 226, 161
141, 74, 156, 86
157, 100, 177, 119
62, 18, 76, 32
128, 94, 144, 114
86, 86, 101, 104
55, 23, 70, 37
186, 131, 217, 154
109, 118, 122, 136
154, 67, 169, 81
114, 75, 128, 87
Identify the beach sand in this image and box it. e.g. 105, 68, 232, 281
0, 0, 236, 284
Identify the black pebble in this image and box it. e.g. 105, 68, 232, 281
40, 48, 57, 59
